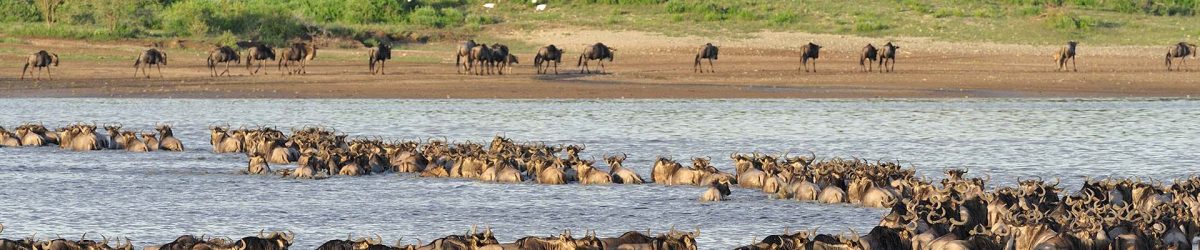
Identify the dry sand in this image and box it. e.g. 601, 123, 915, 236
2, 30, 1198, 99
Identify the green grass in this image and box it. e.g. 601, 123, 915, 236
492, 0, 1200, 45
3, 0, 1200, 46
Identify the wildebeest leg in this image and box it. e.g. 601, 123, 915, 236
600, 61, 605, 74
157, 64, 164, 78
1071, 56, 1077, 72
708, 58, 714, 73
45, 66, 51, 80
554, 61, 559, 74
380, 60, 386, 75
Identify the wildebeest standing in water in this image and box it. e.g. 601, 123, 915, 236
859, 44, 878, 72
878, 42, 899, 72
368, 43, 391, 75
469, 44, 493, 75
1055, 41, 1078, 72
534, 45, 564, 74
694, 43, 719, 73
134, 48, 167, 78
1166, 42, 1197, 71
21, 50, 59, 80
207, 46, 240, 77
279, 43, 317, 75
799, 42, 821, 72
245, 44, 276, 75
700, 178, 732, 202
578, 43, 615, 74
455, 40, 477, 74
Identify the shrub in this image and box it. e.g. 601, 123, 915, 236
0, 0, 41, 23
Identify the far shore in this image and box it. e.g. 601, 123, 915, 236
4, 31, 1200, 99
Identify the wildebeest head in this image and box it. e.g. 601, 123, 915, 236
155, 124, 174, 137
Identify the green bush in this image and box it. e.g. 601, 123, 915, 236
409, 6, 444, 27
0, 0, 41, 23
854, 15, 890, 32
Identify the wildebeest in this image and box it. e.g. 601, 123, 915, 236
456, 40, 477, 74
605, 153, 644, 184
694, 43, 718, 73
859, 44, 878, 72
1166, 42, 1196, 71
209, 126, 242, 153
236, 231, 294, 250
489, 43, 515, 75
245, 44, 276, 75
534, 45, 564, 74
245, 153, 271, 175
878, 42, 899, 72
207, 46, 240, 77
578, 43, 615, 74
799, 43, 821, 72
469, 44, 493, 75
699, 178, 732, 202
142, 132, 160, 151
1055, 41, 1078, 72
134, 48, 167, 78
21, 50, 59, 80
157, 124, 184, 151
368, 43, 392, 75
279, 43, 317, 75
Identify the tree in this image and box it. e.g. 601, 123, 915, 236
36, 0, 63, 24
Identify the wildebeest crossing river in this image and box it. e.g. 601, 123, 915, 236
0, 98, 1197, 249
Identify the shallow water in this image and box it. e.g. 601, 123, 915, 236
0, 98, 1198, 249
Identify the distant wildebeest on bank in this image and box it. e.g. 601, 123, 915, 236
469, 44, 493, 75
368, 43, 391, 75
799, 43, 821, 72
578, 43, 615, 74
245, 44, 276, 75
534, 45, 564, 74
21, 50, 59, 80
1055, 41, 1078, 72
491, 44, 518, 75
1166, 42, 1197, 71
207, 46, 240, 77
134, 48, 167, 78
456, 40, 477, 74
279, 42, 317, 75
694, 43, 718, 73
860, 44, 878, 72
878, 42, 899, 73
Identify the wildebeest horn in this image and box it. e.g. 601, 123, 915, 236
100, 235, 108, 246
81, 232, 88, 242
258, 230, 264, 237
286, 230, 295, 242
373, 233, 382, 244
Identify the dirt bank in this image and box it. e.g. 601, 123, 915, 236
2, 31, 1198, 99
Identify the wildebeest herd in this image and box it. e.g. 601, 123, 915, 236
0, 123, 183, 152
23, 39, 1200, 81
4, 123, 1200, 249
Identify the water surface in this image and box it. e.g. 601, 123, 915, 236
0, 98, 1197, 249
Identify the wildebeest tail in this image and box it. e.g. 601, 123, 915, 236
577, 54, 584, 67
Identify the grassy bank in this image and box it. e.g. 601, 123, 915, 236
1, 0, 1199, 46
